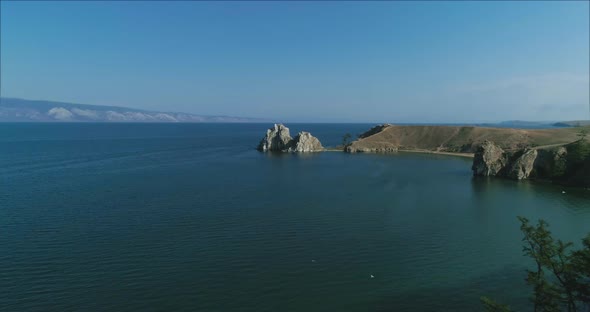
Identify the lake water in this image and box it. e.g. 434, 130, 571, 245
1, 123, 589, 312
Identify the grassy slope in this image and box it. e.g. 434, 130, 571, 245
348, 124, 590, 153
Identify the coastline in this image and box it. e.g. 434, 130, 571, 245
323, 147, 474, 158
397, 149, 474, 158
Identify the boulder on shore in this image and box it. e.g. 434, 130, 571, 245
257, 124, 323, 153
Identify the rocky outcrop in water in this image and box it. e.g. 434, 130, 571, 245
472, 140, 590, 187
290, 131, 324, 152
257, 124, 324, 153
507, 149, 538, 180
257, 124, 293, 152
472, 141, 507, 176
534, 147, 568, 178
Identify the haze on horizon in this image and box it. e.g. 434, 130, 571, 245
1, 1, 589, 123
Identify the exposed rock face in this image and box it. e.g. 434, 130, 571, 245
553, 147, 568, 173
257, 124, 323, 153
257, 124, 293, 152
289, 131, 323, 152
472, 141, 507, 176
534, 147, 567, 178
507, 149, 538, 180
472, 139, 590, 187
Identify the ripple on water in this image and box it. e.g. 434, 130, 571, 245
1, 123, 589, 312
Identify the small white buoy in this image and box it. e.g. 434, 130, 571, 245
370, 274, 375, 279
562, 191, 566, 194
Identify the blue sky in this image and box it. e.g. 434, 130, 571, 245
1, 1, 589, 122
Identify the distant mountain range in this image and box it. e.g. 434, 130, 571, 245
1, 97, 588, 126
0, 98, 267, 123
486, 120, 590, 128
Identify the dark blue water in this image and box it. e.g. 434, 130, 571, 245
1, 123, 589, 312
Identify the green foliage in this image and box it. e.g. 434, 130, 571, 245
563, 140, 590, 187
484, 218, 590, 311
568, 140, 590, 163
576, 128, 587, 139
551, 156, 567, 178
571, 235, 590, 303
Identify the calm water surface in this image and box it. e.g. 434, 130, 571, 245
1, 123, 589, 312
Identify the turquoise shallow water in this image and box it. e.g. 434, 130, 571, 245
1, 123, 589, 312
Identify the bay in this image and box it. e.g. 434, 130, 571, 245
1, 123, 589, 311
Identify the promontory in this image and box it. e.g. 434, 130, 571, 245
342, 123, 589, 187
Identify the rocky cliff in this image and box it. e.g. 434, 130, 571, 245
507, 149, 538, 180
472, 141, 507, 176
472, 140, 590, 187
257, 124, 324, 153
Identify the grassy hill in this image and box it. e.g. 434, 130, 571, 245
347, 124, 590, 153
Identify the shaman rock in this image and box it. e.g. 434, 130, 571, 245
257, 124, 293, 152
289, 131, 324, 152
257, 124, 323, 153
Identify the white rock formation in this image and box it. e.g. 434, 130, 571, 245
257, 124, 323, 152
289, 131, 324, 152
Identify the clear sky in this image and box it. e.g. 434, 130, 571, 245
1, 1, 589, 123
